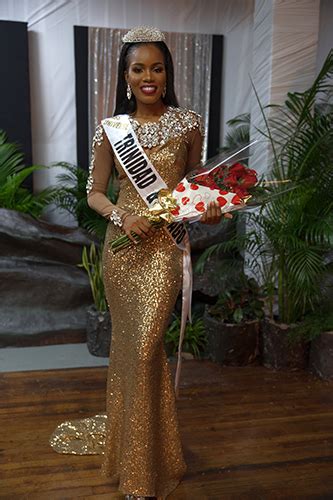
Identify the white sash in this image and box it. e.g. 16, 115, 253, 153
102, 114, 192, 398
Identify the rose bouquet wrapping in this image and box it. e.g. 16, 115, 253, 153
110, 142, 290, 252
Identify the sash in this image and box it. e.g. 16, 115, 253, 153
102, 114, 192, 398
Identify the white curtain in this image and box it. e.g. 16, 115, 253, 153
88, 28, 212, 159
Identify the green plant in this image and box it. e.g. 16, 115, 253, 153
208, 275, 264, 324
165, 314, 207, 358
54, 162, 119, 241
219, 113, 250, 154
0, 130, 56, 217
291, 307, 333, 343
79, 243, 107, 312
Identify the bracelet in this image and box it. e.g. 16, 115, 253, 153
109, 209, 123, 227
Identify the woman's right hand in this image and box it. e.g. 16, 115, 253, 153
122, 214, 156, 243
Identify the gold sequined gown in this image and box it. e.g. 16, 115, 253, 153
49, 107, 203, 499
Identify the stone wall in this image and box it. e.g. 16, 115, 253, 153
0, 209, 94, 346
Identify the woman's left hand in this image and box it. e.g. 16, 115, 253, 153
200, 201, 233, 224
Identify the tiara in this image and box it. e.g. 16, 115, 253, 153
122, 26, 166, 44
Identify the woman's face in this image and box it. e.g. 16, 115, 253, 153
125, 44, 166, 106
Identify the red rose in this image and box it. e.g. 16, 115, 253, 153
224, 174, 238, 187
229, 163, 247, 177
204, 175, 217, 187
175, 183, 185, 192
195, 201, 205, 212
217, 165, 228, 177
240, 173, 257, 188
233, 187, 248, 198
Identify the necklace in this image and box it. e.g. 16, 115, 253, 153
130, 107, 168, 124
129, 106, 202, 149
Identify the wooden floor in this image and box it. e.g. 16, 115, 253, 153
1, 360, 333, 499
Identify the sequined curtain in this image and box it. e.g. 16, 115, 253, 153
88, 28, 212, 159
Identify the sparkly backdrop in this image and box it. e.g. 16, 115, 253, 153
88, 27, 212, 160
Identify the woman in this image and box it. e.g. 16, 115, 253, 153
50, 26, 227, 499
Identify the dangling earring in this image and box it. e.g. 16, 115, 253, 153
127, 83, 132, 100
162, 85, 166, 98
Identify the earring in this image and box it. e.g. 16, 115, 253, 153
127, 83, 132, 100
162, 85, 166, 98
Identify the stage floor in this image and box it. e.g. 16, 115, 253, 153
1, 361, 333, 499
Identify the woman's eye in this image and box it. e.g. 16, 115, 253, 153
154, 67, 164, 73
132, 67, 142, 73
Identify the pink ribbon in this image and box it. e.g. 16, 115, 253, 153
174, 236, 192, 399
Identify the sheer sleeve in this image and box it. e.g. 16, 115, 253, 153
86, 124, 127, 220
186, 115, 204, 174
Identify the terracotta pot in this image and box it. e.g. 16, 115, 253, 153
260, 317, 310, 370
308, 331, 333, 380
86, 305, 111, 357
203, 308, 260, 365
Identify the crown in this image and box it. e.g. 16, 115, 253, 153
122, 26, 166, 44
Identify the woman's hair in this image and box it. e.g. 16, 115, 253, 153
114, 41, 179, 115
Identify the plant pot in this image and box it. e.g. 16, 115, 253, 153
308, 331, 333, 380
86, 305, 111, 357
203, 308, 260, 365
260, 317, 310, 370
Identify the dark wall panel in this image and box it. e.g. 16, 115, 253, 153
207, 35, 223, 159
74, 26, 89, 171
0, 20, 32, 187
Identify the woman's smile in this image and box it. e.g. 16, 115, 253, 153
140, 84, 158, 95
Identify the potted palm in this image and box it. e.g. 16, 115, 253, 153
79, 242, 111, 357
249, 50, 333, 369
203, 274, 264, 365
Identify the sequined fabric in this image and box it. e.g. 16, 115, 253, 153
50, 108, 203, 499
87, 123, 104, 194
129, 106, 204, 148
49, 414, 107, 454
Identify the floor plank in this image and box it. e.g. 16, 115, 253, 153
1, 361, 333, 499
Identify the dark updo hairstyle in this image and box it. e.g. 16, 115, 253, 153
114, 41, 179, 116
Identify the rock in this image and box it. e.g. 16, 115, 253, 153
188, 218, 234, 252
203, 308, 260, 365
193, 255, 228, 297
86, 306, 111, 357
309, 331, 333, 379
189, 219, 237, 297
0, 208, 94, 346
260, 318, 310, 370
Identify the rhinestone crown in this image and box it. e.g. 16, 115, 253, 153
122, 26, 165, 44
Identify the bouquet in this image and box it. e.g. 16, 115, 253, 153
110, 142, 289, 252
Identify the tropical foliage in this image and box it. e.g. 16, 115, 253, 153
207, 275, 264, 324
54, 162, 119, 241
79, 242, 107, 312
165, 314, 207, 358
220, 113, 250, 153
0, 130, 55, 217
